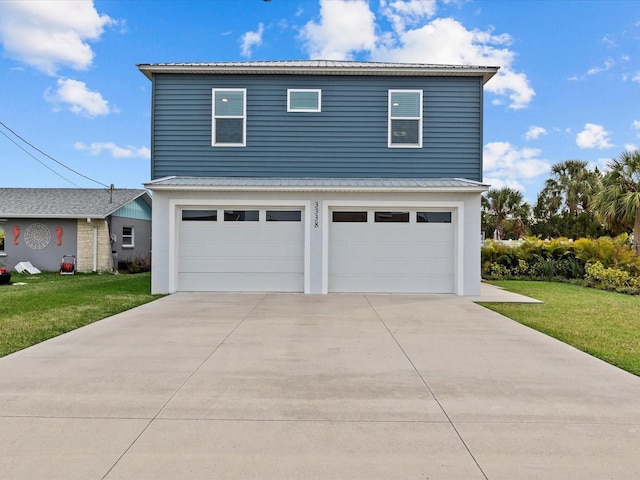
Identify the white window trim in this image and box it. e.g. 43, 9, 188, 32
287, 89, 321, 112
388, 89, 423, 148
0, 221, 5, 254
122, 226, 135, 249
212, 88, 247, 147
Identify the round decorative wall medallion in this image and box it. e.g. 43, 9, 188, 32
24, 223, 51, 250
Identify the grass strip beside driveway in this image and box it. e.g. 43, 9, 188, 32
481, 281, 640, 376
0, 272, 162, 357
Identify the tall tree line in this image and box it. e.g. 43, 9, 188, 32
482, 150, 640, 254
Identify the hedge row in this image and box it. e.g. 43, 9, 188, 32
482, 235, 640, 295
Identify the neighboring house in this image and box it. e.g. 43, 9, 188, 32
138, 60, 498, 295
0, 188, 151, 272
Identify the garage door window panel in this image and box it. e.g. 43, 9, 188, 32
182, 210, 218, 221
417, 212, 452, 223
224, 210, 259, 221
332, 211, 368, 223
266, 210, 302, 221
374, 211, 409, 223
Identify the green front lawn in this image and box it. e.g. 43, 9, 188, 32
481, 281, 640, 376
0, 272, 162, 357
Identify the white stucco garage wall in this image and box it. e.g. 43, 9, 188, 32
149, 188, 483, 296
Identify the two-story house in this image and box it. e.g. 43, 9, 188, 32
138, 60, 498, 295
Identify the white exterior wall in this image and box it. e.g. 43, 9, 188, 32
150, 189, 482, 296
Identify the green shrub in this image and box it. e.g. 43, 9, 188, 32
482, 236, 639, 294
117, 256, 151, 274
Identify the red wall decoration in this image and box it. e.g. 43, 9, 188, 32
56, 227, 63, 246
13, 225, 20, 245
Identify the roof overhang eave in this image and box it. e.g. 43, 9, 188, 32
0, 214, 108, 219
137, 64, 499, 84
143, 184, 489, 194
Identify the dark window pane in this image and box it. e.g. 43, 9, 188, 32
332, 211, 367, 222
417, 212, 452, 223
224, 210, 259, 221
182, 210, 217, 221
375, 211, 409, 223
215, 118, 244, 144
289, 91, 319, 111
266, 210, 302, 221
390, 91, 420, 117
215, 91, 244, 116
391, 119, 419, 144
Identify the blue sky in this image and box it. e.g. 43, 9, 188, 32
1, 0, 639, 203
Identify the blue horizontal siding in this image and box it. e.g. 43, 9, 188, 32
112, 197, 152, 221
151, 74, 483, 181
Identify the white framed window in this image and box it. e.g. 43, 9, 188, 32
287, 89, 321, 112
122, 226, 134, 248
212, 88, 246, 146
0, 222, 5, 253
388, 90, 423, 148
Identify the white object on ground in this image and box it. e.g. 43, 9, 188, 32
14, 262, 41, 274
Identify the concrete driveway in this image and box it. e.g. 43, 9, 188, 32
1, 292, 639, 479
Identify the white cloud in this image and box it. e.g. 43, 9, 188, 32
298, 1, 534, 109
374, 17, 534, 109
632, 120, 640, 137
46, 78, 110, 117
632, 72, 640, 83
624, 143, 639, 152
380, 0, 437, 34
587, 58, 614, 75
483, 141, 551, 192
483, 176, 524, 192
240, 23, 264, 58
0, 0, 114, 75
575, 123, 613, 149
74, 141, 150, 159
524, 125, 547, 141
299, 0, 377, 60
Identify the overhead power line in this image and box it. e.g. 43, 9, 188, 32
0, 129, 80, 187
0, 120, 110, 188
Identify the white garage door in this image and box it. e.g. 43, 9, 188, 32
329, 209, 455, 293
178, 208, 304, 292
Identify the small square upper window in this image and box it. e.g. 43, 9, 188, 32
287, 89, 321, 112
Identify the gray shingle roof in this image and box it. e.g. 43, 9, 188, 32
0, 188, 150, 218
145, 176, 488, 192
138, 60, 499, 84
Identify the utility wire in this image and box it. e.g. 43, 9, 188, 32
0, 120, 110, 188
0, 129, 81, 187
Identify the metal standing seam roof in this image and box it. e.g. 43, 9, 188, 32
0, 188, 150, 218
137, 60, 499, 84
145, 177, 489, 192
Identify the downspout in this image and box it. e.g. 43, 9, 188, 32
87, 218, 98, 272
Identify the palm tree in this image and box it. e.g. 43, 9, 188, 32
538, 159, 601, 216
482, 187, 530, 240
591, 150, 640, 255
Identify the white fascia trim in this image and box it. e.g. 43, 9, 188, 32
321, 200, 465, 295
168, 198, 311, 294
148, 185, 487, 194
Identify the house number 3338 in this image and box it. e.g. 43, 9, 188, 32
314, 201, 319, 228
